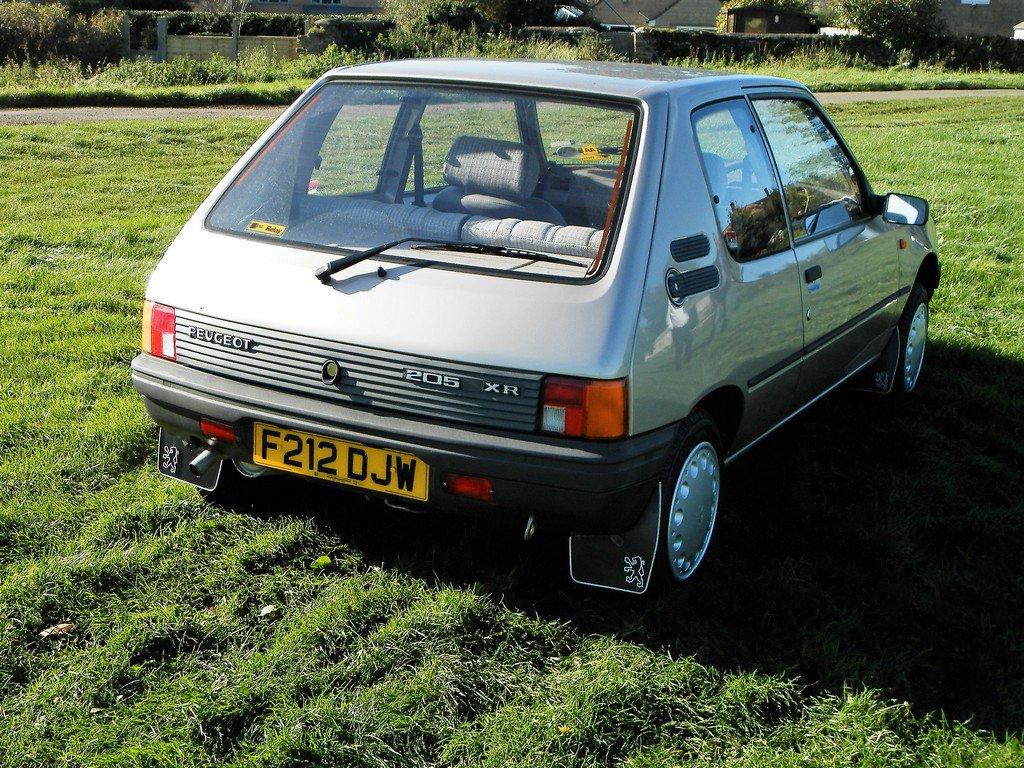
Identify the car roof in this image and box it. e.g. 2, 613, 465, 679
325, 59, 805, 101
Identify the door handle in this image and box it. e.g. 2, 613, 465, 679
804, 265, 822, 283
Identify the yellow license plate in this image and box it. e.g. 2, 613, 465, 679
252, 423, 429, 501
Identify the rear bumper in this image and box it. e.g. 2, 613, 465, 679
131, 355, 674, 532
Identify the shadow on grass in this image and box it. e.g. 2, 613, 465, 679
247, 339, 1024, 734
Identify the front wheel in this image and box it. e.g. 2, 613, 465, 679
658, 411, 723, 586
895, 283, 930, 395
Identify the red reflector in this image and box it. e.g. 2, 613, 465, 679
200, 418, 237, 444
442, 473, 494, 502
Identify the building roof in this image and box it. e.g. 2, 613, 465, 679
327, 58, 799, 99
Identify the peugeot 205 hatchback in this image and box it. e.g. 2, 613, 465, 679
132, 60, 939, 594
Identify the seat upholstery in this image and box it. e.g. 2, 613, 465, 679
293, 198, 601, 263
432, 135, 566, 225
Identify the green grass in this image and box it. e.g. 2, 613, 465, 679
677, 58, 1024, 92
0, 99, 1023, 766
4, 48, 1024, 109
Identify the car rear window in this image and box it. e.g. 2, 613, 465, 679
206, 81, 640, 281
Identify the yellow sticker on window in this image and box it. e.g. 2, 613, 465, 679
579, 144, 607, 162
246, 220, 287, 237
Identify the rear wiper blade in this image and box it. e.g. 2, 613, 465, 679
412, 242, 588, 268
315, 237, 463, 284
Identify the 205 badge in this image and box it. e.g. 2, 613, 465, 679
404, 368, 521, 397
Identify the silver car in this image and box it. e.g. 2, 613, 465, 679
132, 60, 939, 594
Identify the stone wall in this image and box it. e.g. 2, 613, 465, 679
166, 34, 299, 60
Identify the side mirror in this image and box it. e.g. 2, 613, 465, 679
882, 193, 929, 226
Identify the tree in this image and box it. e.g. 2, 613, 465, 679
833, 0, 945, 53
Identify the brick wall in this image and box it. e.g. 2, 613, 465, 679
941, 0, 1024, 36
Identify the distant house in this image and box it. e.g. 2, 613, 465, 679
587, 0, 722, 29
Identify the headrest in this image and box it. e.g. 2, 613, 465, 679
702, 152, 727, 196
443, 135, 540, 200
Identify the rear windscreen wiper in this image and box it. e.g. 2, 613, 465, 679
315, 238, 587, 283
412, 242, 588, 268
315, 237, 453, 284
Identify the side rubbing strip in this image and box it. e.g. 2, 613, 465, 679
670, 234, 711, 262
747, 286, 911, 389
804, 286, 911, 355
666, 266, 720, 306
748, 351, 803, 389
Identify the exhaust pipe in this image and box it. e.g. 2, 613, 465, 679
188, 448, 220, 477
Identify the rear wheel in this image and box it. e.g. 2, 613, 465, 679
894, 283, 930, 395
657, 411, 722, 586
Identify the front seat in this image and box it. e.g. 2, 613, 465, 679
432, 135, 565, 225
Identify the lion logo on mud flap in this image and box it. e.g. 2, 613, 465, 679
161, 444, 180, 474
623, 556, 646, 590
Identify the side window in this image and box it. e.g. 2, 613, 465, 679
752, 98, 865, 240
310, 99, 402, 197
692, 100, 789, 262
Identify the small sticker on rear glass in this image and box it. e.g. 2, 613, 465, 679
579, 144, 607, 162
247, 220, 287, 237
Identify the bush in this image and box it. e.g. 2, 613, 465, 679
0, 2, 124, 66
641, 28, 893, 67
382, 0, 487, 31
424, 0, 488, 31
716, 0, 813, 33
381, 0, 562, 31
376, 22, 615, 61
834, 0, 945, 54
503, 0, 563, 27
300, 18, 394, 56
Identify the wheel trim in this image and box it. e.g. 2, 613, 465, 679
904, 303, 928, 391
666, 440, 720, 582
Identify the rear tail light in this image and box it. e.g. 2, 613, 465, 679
200, 418, 237, 444
141, 301, 176, 361
442, 473, 494, 502
540, 376, 627, 440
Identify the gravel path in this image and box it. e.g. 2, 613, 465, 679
1, 89, 1023, 125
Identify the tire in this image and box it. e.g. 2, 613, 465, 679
893, 283, 930, 396
653, 409, 723, 589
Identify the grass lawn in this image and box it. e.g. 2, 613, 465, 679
1, 66, 1024, 109
1, 99, 1023, 766
0, 80, 310, 109
718, 64, 1024, 92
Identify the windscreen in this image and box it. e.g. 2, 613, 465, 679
206, 82, 638, 279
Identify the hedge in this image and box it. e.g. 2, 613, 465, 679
127, 11, 374, 50
639, 28, 893, 66
638, 28, 1024, 72
0, 2, 124, 66
920, 34, 1024, 72
300, 18, 396, 55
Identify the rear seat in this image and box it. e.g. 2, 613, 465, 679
298, 197, 602, 262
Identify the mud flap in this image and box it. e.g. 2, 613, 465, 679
848, 328, 900, 394
568, 484, 661, 595
157, 429, 222, 491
